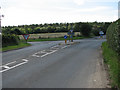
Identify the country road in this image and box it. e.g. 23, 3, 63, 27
2, 38, 108, 88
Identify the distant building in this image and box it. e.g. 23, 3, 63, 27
119, 1, 120, 19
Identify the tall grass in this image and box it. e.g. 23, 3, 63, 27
102, 42, 120, 88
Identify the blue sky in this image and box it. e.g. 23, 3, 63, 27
0, 0, 119, 26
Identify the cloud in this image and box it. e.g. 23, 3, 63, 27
85, 0, 119, 2
73, 0, 85, 5
75, 6, 111, 12
1, 0, 118, 26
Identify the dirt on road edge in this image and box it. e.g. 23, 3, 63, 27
88, 47, 111, 88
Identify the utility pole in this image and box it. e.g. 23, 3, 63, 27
0, 7, 4, 34
118, 1, 120, 19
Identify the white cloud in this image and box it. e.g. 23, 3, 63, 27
73, 0, 85, 5
1, 0, 118, 26
74, 6, 111, 12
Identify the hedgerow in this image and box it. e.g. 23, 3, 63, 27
106, 19, 120, 55
2, 34, 20, 47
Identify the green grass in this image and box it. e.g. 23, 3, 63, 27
27, 36, 90, 42
1, 42, 31, 52
102, 42, 120, 88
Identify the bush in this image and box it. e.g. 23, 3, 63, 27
106, 19, 120, 55
91, 29, 100, 36
80, 24, 92, 37
2, 34, 20, 47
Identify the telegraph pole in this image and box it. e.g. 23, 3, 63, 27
0, 7, 4, 34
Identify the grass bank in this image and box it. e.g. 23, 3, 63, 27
1, 42, 31, 52
102, 42, 120, 88
27, 36, 90, 42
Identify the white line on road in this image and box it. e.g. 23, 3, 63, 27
5, 61, 17, 66
51, 45, 59, 48
0, 59, 28, 73
3, 66, 10, 69
41, 50, 57, 58
22, 59, 28, 62
32, 54, 40, 57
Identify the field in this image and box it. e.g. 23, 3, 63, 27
19, 32, 81, 39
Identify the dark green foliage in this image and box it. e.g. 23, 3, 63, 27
2, 22, 111, 35
2, 34, 20, 47
91, 29, 99, 36
106, 19, 120, 55
80, 23, 92, 36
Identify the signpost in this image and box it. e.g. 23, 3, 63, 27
99, 31, 104, 39
22, 34, 30, 43
67, 29, 74, 42
64, 35, 67, 44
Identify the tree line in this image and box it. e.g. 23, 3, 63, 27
2, 22, 111, 36
2, 21, 111, 47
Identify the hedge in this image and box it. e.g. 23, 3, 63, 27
106, 19, 120, 55
2, 34, 20, 47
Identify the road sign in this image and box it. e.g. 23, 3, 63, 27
64, 35, 67, 39
70, 29, 73, 33
67, 31, 74, 35
22, 34, 30, 40
99, 31, 104, 35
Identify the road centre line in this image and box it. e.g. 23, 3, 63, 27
0, 59, 28, 73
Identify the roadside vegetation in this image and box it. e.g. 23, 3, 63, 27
1, 34, 31, 52
2, 22, 110, 35
1, 21, 111, 51
27, 36, 90, 42
2, 42, 31, 52
102, 19, 120, 88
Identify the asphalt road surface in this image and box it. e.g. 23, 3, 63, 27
2, 38, 106, 88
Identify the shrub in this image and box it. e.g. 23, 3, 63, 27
91, 29, 100, 36
106, 19, 120, 55
80, 24, 92, 37
2, 34, 20, 47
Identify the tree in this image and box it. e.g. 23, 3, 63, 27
73, 23, 81, 32
80, 23, 92, 37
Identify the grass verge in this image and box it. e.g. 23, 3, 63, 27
1, 43, 31, 52
27, 36, 90, 42
102, 42, 120, 88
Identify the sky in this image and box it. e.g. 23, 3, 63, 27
0, 0, 119, 26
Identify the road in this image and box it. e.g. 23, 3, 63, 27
2, 38, 107, 88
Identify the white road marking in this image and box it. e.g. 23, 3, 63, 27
5, 61, 16, 66
3, 66, 10, 69
41, 50, 57, 58
22, 59, 28, 62
51, 45, 58, 48
1, 43, 69, 72
0, 59, 28, 73
32, 54, 40, 57
41, 53, 49, 58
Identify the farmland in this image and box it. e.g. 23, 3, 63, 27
19, 32, 81, 39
